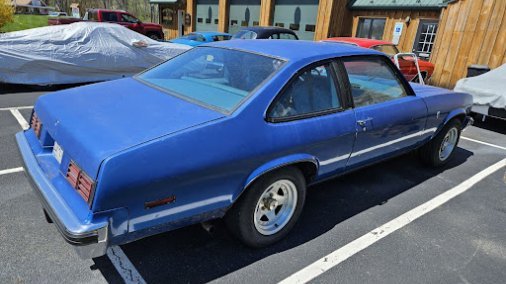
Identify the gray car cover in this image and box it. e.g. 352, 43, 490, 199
0, 22, 190, 85
454, 64, 506, 109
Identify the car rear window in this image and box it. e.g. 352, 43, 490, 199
232, 30, 258, 39
137, 47, 284, 112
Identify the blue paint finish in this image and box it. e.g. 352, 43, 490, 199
16, 132, 109, 234
243, 153, 318, 191
34, 78, 224, 178
348, 95, 428, 169
170, 32, 232, 47
17, 41, 473, 256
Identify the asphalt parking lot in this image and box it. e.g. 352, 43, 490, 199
1, 85, 505, 284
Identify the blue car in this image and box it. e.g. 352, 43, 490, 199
17, 40, 473, 258
169, 32, 232, 46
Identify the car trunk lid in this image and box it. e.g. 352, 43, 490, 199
35, 78, 225, 178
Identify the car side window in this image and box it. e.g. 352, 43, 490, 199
343, 58, 408, 108
213, 35, 230, 41
279, 33, 297, 40
121, 13, 138, 23
268, 33, 280, 39
269, 63, 341, 119
102, 12, 119, 22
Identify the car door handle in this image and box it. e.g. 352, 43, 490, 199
357, 117, 373, 127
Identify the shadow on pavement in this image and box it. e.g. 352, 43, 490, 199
92, 148, 473, 283
472, 116, 506, 135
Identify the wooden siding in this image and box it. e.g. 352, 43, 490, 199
351, 10, 440, 53
259, 0, 274, 26
315, 0, 353, 40
430, 0, 506, 88
218, 0, 229, 32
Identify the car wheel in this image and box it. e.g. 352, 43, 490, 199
225, 167, 306, 248
419, 119, 462, 167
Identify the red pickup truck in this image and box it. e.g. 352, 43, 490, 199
48, 9, 164, 40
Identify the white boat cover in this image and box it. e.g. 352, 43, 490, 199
0, 22, 190, 85
454, 64, 506, 109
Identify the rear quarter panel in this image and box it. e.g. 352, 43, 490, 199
411, 83, 473, 134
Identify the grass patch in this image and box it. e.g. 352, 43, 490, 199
1, 14, 49, 32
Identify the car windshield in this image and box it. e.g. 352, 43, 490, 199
232, 30, 258, 39
372, 45, 400, 57
137, 47, 284, 112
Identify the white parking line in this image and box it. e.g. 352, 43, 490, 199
0, 167, 24, 176
279, 158, 506, 284
0, 166, 144, 283
461, 136, 506, 151
107, 246, 146, 284
0, 105, 33, 111
10, 109, 30, 130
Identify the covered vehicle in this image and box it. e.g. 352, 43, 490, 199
0, 22, 189, 85
323, 37, 434, 82
455, 64, 506, 120
170, 32, 232, 46
17, 40, 473, 259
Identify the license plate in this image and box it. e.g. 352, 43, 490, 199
52, 141, 64, 164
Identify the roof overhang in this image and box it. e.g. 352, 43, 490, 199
347, 0, 450, 10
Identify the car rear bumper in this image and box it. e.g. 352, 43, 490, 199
15, 131, 108, 259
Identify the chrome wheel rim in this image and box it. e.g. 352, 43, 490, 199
254, 179, 298, 236
439, 127, 458, 161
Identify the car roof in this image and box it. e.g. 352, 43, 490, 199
202, 40, 383, 62
325, 37, 393, 48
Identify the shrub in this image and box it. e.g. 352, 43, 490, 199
0, 1, 14, 29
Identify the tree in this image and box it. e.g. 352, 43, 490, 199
0, 1, 14, 29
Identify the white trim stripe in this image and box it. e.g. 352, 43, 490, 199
10, 109, 30, 130
320, 127, 438, 166
0, 167, 24, 175
107, 246, 146, 284
279, 158, 506, 284
461, 136, 506, 151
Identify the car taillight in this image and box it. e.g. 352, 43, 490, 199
30, 111, 42, 138
66, 161, 95, 204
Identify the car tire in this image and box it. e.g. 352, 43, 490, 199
225, 167, 306, 248
419, 119, 462, 167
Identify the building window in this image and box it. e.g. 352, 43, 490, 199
413, 20, 439, 60
356, 18, 386, 40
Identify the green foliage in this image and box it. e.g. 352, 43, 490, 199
0, 1, 14, 29
0, 15, 49, 32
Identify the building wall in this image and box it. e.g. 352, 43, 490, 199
351, 9, 440, 53
429, 0, 506, 88
160, 0, 351, 40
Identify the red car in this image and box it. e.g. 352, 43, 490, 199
48, 9, 164, 40
323, 37, 434, 82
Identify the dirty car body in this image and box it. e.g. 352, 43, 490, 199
16, 40, 473, 258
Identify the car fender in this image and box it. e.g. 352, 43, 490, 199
431, 108, 467, 139
235, 154, 319, 202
